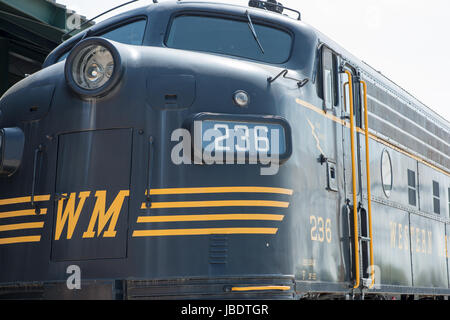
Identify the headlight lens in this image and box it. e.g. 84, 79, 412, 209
72, 45, 114, 90
65, 38, 122, 98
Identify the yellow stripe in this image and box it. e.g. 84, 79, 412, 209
0, 195, 51, 206
296, 98, 347, 126
137, 214, 285, 223
0, 222, 44, 232
0, 235, 41, 245
0, 208, 47, 219
141, 200, 290, 209
132, 228, 278, 237
231, 286, 291, 292
295, 98, 450, 177
148, 187, 293, 195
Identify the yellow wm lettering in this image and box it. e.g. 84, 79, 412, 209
55, 191, 91, 240
83, 190, 130, 238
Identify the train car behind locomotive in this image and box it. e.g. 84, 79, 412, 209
0, 0, 449, 299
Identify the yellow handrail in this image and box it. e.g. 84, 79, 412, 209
344, 70, 360, 289
361, 80, 375, 289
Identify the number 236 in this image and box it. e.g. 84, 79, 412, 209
310, 216, 332, 243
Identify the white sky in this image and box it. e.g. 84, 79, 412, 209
57, 0, 450, 123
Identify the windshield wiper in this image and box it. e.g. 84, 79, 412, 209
246, 10, 265, 54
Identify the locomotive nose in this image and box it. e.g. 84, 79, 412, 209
0, 34, 300, 299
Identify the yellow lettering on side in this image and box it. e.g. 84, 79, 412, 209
82, 190, 130, 238
54, 192, 91, 240
404, 225, 409, 250
446, 235, 448, 258
445, 236, 448, 258
416, 228, 421, 253
422, 229, 426, 253
317, 217, 324, 242
427, 231, 432, 255
390, 222, 397, 249
398, 223, 403, 250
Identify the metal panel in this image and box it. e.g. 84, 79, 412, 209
365, 81, 450, 171
410, 214, 447, 288
147, 74, 196, 110
290, 100, 348, 285
366, 79, 450, 143
51, 129, 132, 261
418, 162, 449, 218
371, 202, 412, 286
365, 139, 418, 210
367, 99, 450, 156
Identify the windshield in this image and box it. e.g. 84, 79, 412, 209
166, 15, 292, 64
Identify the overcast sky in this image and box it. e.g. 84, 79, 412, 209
57, 0, 450, 123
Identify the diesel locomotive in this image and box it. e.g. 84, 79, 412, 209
0, 0, 449, 300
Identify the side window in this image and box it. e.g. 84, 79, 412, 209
100, 19, 147, 45
57, 19, 147, 62
318, 47, 337, 111
407, 169, 417, 206
324, 68, 333, 107
433, 180, 440, 214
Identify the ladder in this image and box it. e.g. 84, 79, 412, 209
344, 70, 375, 289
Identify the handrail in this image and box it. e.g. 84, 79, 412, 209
361, 80, 375, 289
344, 70, 360, 289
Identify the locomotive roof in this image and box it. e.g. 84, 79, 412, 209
57, 0, 450, 132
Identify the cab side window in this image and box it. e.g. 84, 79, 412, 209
57, 19, 147, 62
100, 19, 147, 45
317, 47, 338, 111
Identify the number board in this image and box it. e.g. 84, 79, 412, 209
189, 113, 292, 164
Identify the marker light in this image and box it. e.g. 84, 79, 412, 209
65, 38, 122, 98
233, 90, 250, 107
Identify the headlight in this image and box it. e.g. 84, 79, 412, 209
65, 38, 123, 98
0, 127, 25, 177
72, 45, 114, 89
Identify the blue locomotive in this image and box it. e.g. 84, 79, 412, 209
0, 0, 449, 299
